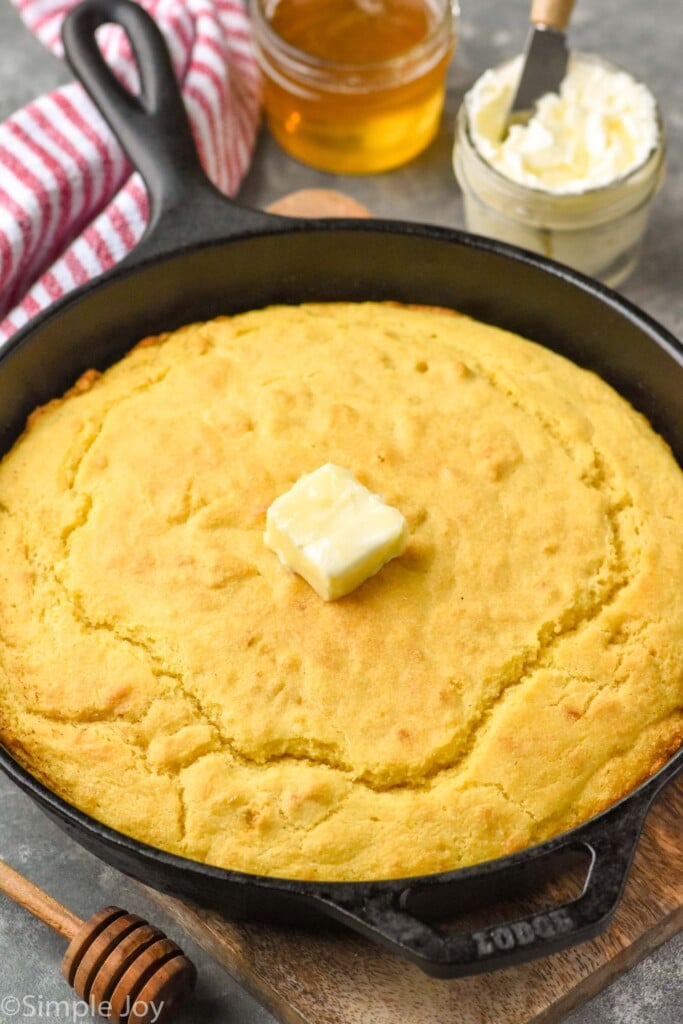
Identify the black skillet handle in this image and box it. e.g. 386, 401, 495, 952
317, 757, 682, 978
61, 0, 276, 265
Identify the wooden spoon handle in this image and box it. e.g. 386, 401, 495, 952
531, 0, 576, 30
0, 860, 83, 941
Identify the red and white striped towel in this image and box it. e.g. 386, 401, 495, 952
0, 0, 261, 341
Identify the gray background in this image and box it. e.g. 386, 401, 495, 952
0, 1, 681, 1022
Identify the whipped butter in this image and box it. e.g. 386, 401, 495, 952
453, 53, 665, 285
264, 463, 408, 601
467, 55, 659, 194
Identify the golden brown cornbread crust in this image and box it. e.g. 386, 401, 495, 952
0, 302, 682, 881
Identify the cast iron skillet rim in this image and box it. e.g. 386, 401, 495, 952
1, 737, 680, 896
2, 217, 683, 371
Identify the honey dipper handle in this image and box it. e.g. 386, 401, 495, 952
531, 0, 576, 31
0, 860, 83, 941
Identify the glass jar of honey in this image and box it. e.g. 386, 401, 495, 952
250, 0, 458, 174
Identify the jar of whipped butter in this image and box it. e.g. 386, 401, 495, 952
453, 54, 665, 285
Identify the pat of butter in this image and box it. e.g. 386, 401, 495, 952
264, 463, 408, 601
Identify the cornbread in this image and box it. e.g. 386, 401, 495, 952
0, 302, 681, 881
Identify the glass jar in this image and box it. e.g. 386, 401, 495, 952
453, 59, 666, 286
251, 0, 458, 174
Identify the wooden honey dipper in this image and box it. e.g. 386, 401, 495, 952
0, 859, 196, 1023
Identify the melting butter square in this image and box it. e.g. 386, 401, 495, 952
264, 463, 408, 601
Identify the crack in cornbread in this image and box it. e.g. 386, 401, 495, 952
0, 302, 682, 880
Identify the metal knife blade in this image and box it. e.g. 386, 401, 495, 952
508, 26, 569, 122
505, 0, 576, 133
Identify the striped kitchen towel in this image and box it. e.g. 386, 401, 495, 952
0, 0, 261, 340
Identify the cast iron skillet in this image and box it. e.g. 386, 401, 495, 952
0, 0, 681, 979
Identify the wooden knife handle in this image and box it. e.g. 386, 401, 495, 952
531, 0, 576, 30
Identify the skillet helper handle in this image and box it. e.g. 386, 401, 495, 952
531, 0, 576, 31
61, 0, 273, 258
323, 766, 680, 978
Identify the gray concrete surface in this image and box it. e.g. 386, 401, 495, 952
0, 0, 681, 1022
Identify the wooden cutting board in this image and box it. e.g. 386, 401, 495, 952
144, 777, 682, 1024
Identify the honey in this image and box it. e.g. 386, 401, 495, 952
251, 0, 457, 173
